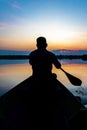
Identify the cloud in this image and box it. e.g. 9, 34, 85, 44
10, 1, 22, 10
0, 22, 8, 29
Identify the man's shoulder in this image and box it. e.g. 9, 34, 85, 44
46, 50, 56, 57
29, 50, 37, 55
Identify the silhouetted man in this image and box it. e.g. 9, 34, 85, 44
29, 36, 61, 79
29, 37, 71, 130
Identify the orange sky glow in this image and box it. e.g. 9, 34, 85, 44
0, 32, 87, 51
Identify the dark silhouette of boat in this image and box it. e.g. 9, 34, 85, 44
0, 76, 87, 130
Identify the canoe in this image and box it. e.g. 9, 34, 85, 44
0, 76, 86, 129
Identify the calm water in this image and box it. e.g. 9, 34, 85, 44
0, 59, 87, 105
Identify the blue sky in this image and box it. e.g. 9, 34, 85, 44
0, 0, 87, 50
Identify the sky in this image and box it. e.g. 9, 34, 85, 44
0, 0, 87, 51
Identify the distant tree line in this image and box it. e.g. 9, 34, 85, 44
0, 55, 29, 60
56, 54, 87, 60
0, 55, 87, 60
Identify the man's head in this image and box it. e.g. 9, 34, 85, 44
36, 37, 47, 49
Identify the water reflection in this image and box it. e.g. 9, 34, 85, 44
0, 63, 32, 95
0, 61, 87, 98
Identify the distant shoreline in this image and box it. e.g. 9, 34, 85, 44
0, 55, 87, 60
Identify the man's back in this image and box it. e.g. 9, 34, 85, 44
29, 48, 61, 78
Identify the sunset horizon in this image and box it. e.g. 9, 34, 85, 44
0, 0, 87, 51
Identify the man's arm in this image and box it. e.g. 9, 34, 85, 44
52, 53, 61, 69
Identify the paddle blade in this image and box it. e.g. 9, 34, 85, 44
65, 72, 82, 86
60, 68, 82, 86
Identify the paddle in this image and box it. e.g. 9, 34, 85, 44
60, 68, 82, 86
